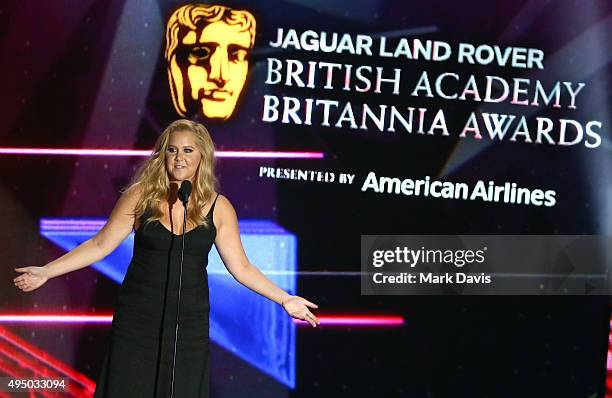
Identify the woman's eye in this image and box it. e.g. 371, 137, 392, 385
185, 148, 193, 153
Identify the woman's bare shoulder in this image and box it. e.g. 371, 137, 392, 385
215, 193, 234, 210
122, 183, 145, 200
113, 184, 145, 219
213, 193, 238, 226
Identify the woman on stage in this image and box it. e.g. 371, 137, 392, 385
13, 119, 320, 397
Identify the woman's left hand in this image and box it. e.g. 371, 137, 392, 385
282, 295, 320, 327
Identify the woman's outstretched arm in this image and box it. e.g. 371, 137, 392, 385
213, 194, 320, 327
13, 186, 141, 292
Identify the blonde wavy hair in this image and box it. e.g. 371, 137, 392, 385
123, 119, 218, 230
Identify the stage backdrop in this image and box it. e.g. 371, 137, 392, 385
1, 1, 611, 397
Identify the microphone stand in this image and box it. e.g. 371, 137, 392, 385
170, 197, 187, 398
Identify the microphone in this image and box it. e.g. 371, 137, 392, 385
170, 179, 191, 398
178, 180, 192, 204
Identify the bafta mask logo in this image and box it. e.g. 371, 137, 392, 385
165, 4, 256, 120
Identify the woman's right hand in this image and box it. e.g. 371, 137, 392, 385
13, 266, 50, 292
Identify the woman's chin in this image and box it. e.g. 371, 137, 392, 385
169, 172, 194, 182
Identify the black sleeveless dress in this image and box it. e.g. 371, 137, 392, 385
93, 194, 219, 398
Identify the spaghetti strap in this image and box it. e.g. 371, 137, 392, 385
206, 193, 220, 218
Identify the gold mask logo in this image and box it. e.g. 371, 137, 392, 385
165, 4, 256, 120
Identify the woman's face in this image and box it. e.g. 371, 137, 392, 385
165, 130, 202, 183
